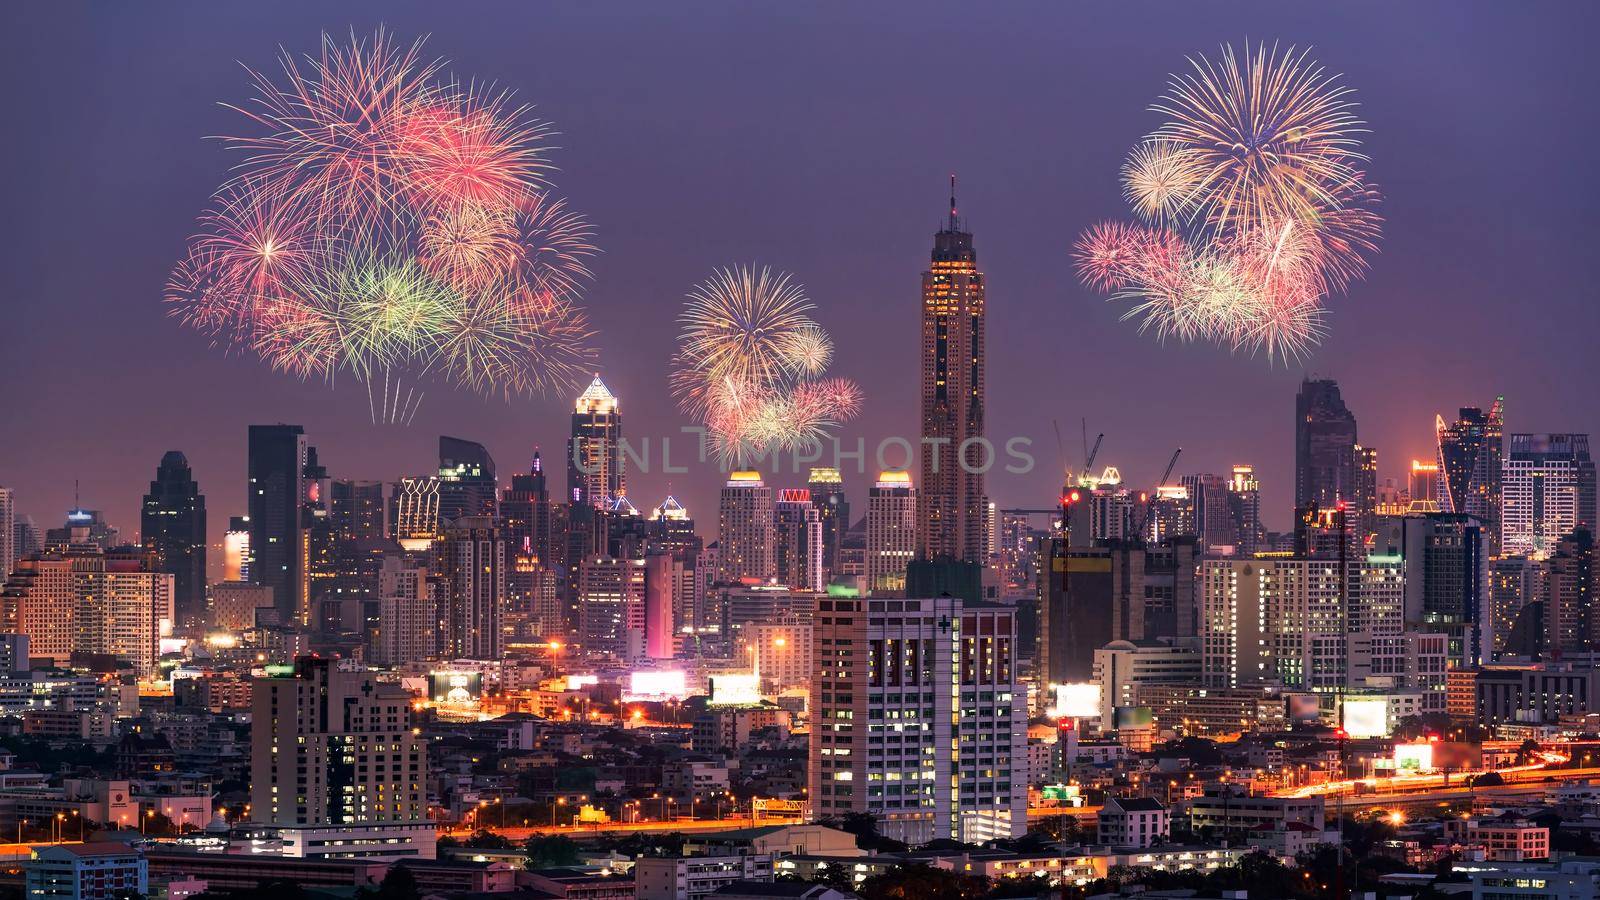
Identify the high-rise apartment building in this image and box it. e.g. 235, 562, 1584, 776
568, 376, 624, 507
434, 516, 505, 659
866, 471, 917, 596
329, 480, 385, 544
807, 468, 848, 581
374, 555, 438, 666
1201, 558, 1348, 692
773, 490, 823, 592
716, 471, 774, 584
918, 181, 987, 564
1353, 445, 1379, 539
249, 657, 433, 860
1294, 379, 1358, 512
809, 595, 1024, 843
1375, 511, 1489, 667
1, 547, 173, 674
248, 424, 307, 625
1502, 433, 1597, 558
1228, 465, 1264, 556
1545, 530, 1596, 658
578, 554, 647, 659
1436, 400, 1505, 552
1184, 473, 1234, 550
1488, 556, 1545, 659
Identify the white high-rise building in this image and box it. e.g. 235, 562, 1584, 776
866, 471, 917, 596
716, 471, 774, 584
394, 476, 441, 551
809, 595, 1024, 844
1502, 434, 1596, 558
1200, 557, 1347, 692
578, 555, 647, 659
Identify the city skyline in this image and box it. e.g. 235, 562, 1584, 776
4, 2, 1598, 556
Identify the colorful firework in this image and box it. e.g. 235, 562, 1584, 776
672, 265, 861, 462
165, 28, 595, 423
1076, 40, 1381, 363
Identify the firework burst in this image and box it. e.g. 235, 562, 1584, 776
1076, 40, 1381, 363
166, 28, 596, 423
672, 265, 861, 463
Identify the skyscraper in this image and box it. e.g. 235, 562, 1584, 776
568, 376, 624, 507
1227, 465, 1263, 556
502, 450, 552, 564
140, 451, 208, 629
773, 489, 823, 592
918, 179, 987, 564
435, 516, 505, 659
807, 468, 848, 581
866, 471, 916, 596
716, 471, 774, 584
329, 480, 385, 544
1545, 530, 1595, 658
1436, 399, 1505, 551
578, 554, 647, 658
248, 424, 306, 625
438, 436, 497, 522
1409, 461, 1441, 510
1294, 379, 1358, 512
224, 516, 251, 583
1353, 444, 1379, 539
1502, 433, 1596, 558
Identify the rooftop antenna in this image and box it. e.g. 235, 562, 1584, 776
949, 173, 958, 230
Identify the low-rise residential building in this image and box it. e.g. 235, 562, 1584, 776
634, 854, 774, 900
1098, 796, 1170, 849
25, 842, 148, 900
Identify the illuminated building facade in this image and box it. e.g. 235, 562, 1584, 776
435, 516, 505, 659
249, 656, 432, 860
917, 180, 987, 565
1409, 461, 1440, 511
224, 515, 251, 583
716, 471, 774, 584
807, 468, 848, 581
578, 554, 646, 659
393, 476, 441, 551
867, 471, 916, 596
437, 436, 497, 523
773, 489, 824, 592
567, 376, 624, 507
809, 594, 1024, 844
1502, 433, 1596, 558
0, 486, 11, 582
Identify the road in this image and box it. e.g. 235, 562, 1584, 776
1275, 750, 1576, 800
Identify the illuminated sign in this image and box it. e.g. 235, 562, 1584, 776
623, 670, 689, 702
1394, 743, 1434, 773
1342, 697, 1390, 739
429, 671, 483, 706
564, 674, 599, 691
709, 673, 761, 706
1286, 693, 1322, 723
1048, 683, 1102, 719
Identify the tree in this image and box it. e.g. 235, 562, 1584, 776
462, 828, 513, 849
857, 865, 988, 900
374, 866, 420, 900
526, 834, 582, 869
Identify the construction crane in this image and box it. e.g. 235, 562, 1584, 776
1136, 448, 1183, 537
1078, 418, 1105, 485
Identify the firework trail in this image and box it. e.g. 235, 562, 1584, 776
672, 265, 861, 464
1076, 40, 1381, 363
165, 28, 596, 422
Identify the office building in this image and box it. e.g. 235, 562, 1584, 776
0, 486, 12, 580
1185, 473, 1234, 550
501, 450, 552, 566
209, 581, 274, 631
140, 448, 206, 624
1091, 639, 1203, 730
809, 594, 1024, 843
1545, 530, 1596, 658
393, 476, 441, 551
568, 376, 624, 507
1353, 444, 1379, 539
1489, 556, 1545, 659
437, 436, 497, 523
1409, 461, 1440, 511
1294, 379, 1358, 511
773, 490, 824, 592
1376, 511, 1489, 666
249, 656, 433, 860
578, 554, 646, 659
717, 471, 774, 584
917, 180, 987, 565
25, 843, 148, 900
866, 471, 916, 596
808, 468, 848, 581
434, 516, 504, 659
248, 424, 307, 626
1436, 400, 1505, 551
1228, 465, 1264, 556
1503, 433, 1596, 558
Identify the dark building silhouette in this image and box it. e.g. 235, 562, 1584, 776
1436, 399, 1505, 553
438, 436, 497, 523
140, 451, 207, 628
247, 424, 306, 626
1294, 379, 1358, 513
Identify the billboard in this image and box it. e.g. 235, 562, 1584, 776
1342, 697, 1389, 738
623, 669, 689, 702
1286, 693, 1322, 723
1049, 683, 1102, 719
1113, 706, 1155, 729
429, 670, 483, 706
709, 673, 762, 706
564, 674, 599, 691
1394, 743, 1434, 773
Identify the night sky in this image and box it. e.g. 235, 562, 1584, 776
3, 2, 1597, 564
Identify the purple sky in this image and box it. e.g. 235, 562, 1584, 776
3, 2, 1596, 560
